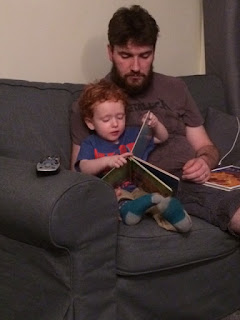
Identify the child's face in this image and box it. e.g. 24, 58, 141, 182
85, 100, 126, 143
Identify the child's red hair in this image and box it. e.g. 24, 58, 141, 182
78, 79, 128, 120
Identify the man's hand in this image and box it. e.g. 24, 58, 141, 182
183, 125, 220, 183
182, 157, 211, 184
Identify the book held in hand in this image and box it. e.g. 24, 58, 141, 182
102, 111, 179, 197
204, 165, 240, 191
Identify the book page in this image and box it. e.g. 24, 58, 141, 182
131, 111, 152, 158
102, 161, 131, 188
133, 156, 179, 195
130, 157, 173, 197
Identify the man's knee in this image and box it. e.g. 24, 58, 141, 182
228, 208, 240, 236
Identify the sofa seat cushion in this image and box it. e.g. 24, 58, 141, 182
116, 216, 238, 275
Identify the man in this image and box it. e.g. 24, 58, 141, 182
70, 5, 240, 235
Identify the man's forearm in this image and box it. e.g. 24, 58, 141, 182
196, 145, 220, 169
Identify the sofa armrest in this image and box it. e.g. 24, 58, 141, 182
0, 156, 118, 319
0, 156, 119, 249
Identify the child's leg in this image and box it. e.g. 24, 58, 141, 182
156, 196, 192, 233
119, 193, 162, 225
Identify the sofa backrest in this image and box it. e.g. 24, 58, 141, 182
0, 74, 228, 169
180, 74, 228, 118
0, 79, 83, 169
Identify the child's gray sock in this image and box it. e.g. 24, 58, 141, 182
156, 196, 192, 233
119, 193, 162, 225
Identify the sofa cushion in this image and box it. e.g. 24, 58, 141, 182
181, 75, 227, 118
116, 216, 238, 275
0, 79, 83, 169
204, 107, 240, 166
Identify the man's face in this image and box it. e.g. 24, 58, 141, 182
108, 42, 155, 95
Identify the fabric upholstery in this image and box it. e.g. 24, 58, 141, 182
117, 215, 238, 275
0, 79, 83, 169
0, 75, 240, 320
0, 156, 118, 320
205, 107, 240, 166
203, 0, 240, 116
181, 74, 228, 118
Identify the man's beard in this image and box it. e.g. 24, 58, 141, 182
110, 63, 153, 96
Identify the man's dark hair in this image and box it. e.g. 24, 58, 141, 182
108, 5, 159, 48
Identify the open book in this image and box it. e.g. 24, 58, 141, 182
204, 165, 240, 191
102, 111, 179, 197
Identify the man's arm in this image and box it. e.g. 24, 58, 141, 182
182, 125, 220, 183
195, 144, 219, 170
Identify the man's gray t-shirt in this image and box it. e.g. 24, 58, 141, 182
70, 72, 204, 175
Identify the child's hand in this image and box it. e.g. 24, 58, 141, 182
142, 111, 168, 144
114, 187, 122, 197
107, 152, 132, 168
142, 112, 159, 128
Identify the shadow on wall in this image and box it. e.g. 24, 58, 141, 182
81, 35, 110, 82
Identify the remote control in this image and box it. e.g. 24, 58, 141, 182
36, 156, 60, 175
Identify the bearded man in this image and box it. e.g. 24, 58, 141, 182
70, 5, 240, 235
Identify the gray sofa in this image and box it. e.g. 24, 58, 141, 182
0, 75, 240, 320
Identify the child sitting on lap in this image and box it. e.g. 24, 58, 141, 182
75, 79, 192, 232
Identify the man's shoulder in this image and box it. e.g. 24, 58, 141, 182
104, 73, 111, 81
152, 72, 186, 87
151, 72, 188, 97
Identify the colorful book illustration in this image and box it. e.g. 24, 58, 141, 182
102, 112, 179, 197
204, 165, 240, 191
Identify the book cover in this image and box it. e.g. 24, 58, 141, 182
102, 156, 178, 197
204, 165, 240, 191
131, 111, 152, 158
130, 157, 177, 197
134, 157, 179, 194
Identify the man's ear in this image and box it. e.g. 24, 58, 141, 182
107, 44, 113, 62
85, 118, 95, 131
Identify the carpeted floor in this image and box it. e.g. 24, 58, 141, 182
221, 310, 240, 320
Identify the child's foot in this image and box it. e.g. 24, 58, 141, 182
119, 193, 162, 225
156, 196, 192, 233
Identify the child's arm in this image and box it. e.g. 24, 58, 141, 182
79, 152, 132, 176
143, 112, 168, 144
